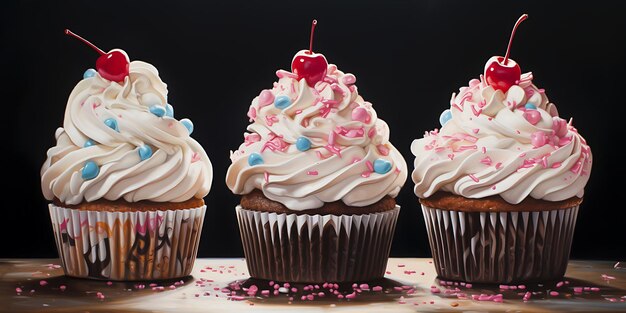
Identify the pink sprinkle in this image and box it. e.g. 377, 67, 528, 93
482, 147, 487, 154
602, 274, 616, 280
431, 287, 441, 294
284, 283, 290, 288
469, 174, 480, 183
393, 287, 403, 291
150, 283, 158, 287
291, 287, 297, 292
345, 292, 356, 299
481, 156, 493, 165
261, 290, 270, 296
397, 264, 406, 268
377, 144, 390, 156
273, 290, 279, 296
15, 288, 22, 293
273, 284, 280, 290
337, 294, 344, 299
523, 291, 532, 301
591, 287, 600, 292
373, 286, 383, 292
472, 128, 480, 134
499, 285, 509, 290
307, 170, 318, 176
465, 284, 473, 289
359, 284, 369, 290
231, 295, 246, 301
556, 281, 564, 288
448, 154, 455, 160
39, 280, 48, 286
107, 281, 113, 286
264, 172, 269, 183
518, 285, 526, 290
550, 291, 559, 296
495, 162, 503, 169
318, 292, 325, 297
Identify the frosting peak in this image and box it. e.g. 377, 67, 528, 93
226, 64, 407, 210
42, 61, 212, 204
412, 72, 591, 204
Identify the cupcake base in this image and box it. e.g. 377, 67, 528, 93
236, 205, 400, 283
421, 204, 579, 283
49, 203, 206, 281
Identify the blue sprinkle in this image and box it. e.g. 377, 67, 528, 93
180, 118, 194, 134
81, 160, 99, 180
165, 104, 174, 117
104, 118, 119, 132
248, 153, 264, 166
525, 103, 537, 110
84, 139, 96, 148
138, 145, 152, 161
296, 137, 311, 151
439, 109, 452, 126
373, 158, 392, 174
149, 105, 166, 117
274, 95, 292, 109
83, 68, 97, 79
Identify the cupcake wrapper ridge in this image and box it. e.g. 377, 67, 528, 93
236, 205, 400, 283
422, 205, 579, 283
49, 204, 206, 281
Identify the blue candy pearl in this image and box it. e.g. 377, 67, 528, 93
165, 104, 174, 118
83, 68, 97, 79
180, 118, 194, 134
373, 158, 392, 174
248, 153, 264, 166
439, 109, 452, 126
274, 95, 291, 109
296, 137, 311, 151
82, 160, 100, 180
525, 103, 537, 110
104, 118, 119, 132
138, 145, 152, 161
149, 105, 166, 117
84, 139, 96, 148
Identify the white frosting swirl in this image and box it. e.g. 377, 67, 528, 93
412, 73, 592, 204
226, 64, 407, 210
41, 61, 212, 204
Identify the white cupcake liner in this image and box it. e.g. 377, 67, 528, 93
421, 204, 579, 283
49, 203, 206, 281
236, 205, 400, 283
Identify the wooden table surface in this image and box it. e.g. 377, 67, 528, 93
1, 258, 625, 312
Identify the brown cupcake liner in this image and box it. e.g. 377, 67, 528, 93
236, 205, 400, 283
49, 204, 206, 281
421, 205, 579, 284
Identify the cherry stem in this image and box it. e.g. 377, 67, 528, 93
503, 14, 528, 65
309, 19, 318, 54
64, 29, 105, 56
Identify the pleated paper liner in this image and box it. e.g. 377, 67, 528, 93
49, 204, 206, 281
421, 205, 579, 284
236, 205, 400, 283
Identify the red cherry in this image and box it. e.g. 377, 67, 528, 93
484, 14, 528, 92
65, 29, 130, 83
291, 20, 328, 86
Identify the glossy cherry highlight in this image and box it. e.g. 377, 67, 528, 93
484, 14, 528, 92
65, 29, 130, 83
291, 20, 328, 86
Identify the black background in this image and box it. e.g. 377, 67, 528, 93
2, 0, 625, 259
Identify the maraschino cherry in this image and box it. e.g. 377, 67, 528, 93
291, 20, 328, 86
484, 14, 528, 92
65, 29, 130, 83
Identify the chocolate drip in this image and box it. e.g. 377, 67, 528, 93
236, 206, 400, 283
422, 205, 579, 283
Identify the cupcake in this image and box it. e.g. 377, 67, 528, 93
226, 21, 407, 283
411, 15, 592, 283
41, 30, 212, 281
